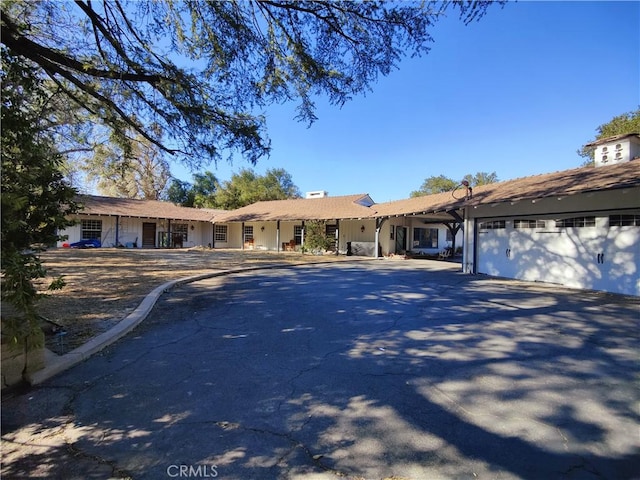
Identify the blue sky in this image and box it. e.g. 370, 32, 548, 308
172, 1, 639, 203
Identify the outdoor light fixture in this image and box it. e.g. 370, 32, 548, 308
361, 225, 365, 233
190, 225, 195, 230
261, 226, 265, 232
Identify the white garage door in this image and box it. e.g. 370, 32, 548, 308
476, 214, 640, 296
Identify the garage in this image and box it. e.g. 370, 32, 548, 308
475, 212, 640, 296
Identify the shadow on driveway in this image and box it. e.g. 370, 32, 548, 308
2, 261, 639, 479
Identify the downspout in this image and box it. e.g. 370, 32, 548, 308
242, 222, 245, 250
276, 220, 280, 252
211, 222, 215, 249
301, 220, 305, 253
335, 219, 340, 255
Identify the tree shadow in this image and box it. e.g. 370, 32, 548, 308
2, 263, 639, 479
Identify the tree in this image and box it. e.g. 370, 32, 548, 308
303, 221, 335, 254
213, 168, 301, 209
165, 179, 196, 207
1, 1, 500, 169
410, 175, 458, 197
82, 130, 171, 200
192, 172, 220, 208
462, 171, 499, 187
411, 171, 499, 197
579, 108, 640, 165
1, 48, 79, 353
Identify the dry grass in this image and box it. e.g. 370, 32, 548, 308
27, 248, 348, 353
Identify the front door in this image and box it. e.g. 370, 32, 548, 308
395, 227, 407, 254
142, 222, 156, 248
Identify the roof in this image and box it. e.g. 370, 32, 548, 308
74, 160, 639, 224
584, 133, 640, 148
213, 194, 375, 222
465, 158, 640, 208
373, 158, 640, 218
76, 195, 223, 222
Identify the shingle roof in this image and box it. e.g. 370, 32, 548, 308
76, 195, 223, 222
74, 160, 639, 224
373, 159, 640, 218
213, 194, 375, 222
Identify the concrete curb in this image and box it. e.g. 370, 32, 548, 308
27, 260, 360, 386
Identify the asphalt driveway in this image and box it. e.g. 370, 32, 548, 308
2, 261, 639, 479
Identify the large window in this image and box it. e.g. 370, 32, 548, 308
172, 223, 188, 242
555, 216, 595, 228
413, 228, 438, 249
215, 224, 228, 242
81, 219, 102, 240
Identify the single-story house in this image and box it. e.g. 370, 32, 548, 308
58, 134, 640, 295
59, 195, 222, 249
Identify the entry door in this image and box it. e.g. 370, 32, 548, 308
395, 227, 407, 253
142, 222, 156, 248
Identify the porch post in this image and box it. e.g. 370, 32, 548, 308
167, 219, 171, 248
211, 223, 215, 249
115, 215, 120, 247
241, 222, 245, 250
301, 220, 305, 253
335, 219, 340, 255
276, 220, 280, 252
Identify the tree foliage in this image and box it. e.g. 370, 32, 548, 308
0, 0, 500, 169
411, 171, 498, 197
303, 221, 335, 254
579, 108, 640, 165
1, 48, 79, 345
212, 168, 301, 210
165, 168, 301, 209
82, 130, 171, 199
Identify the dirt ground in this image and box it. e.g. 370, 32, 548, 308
26, 248, 350, 354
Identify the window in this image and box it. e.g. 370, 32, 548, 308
172, 223, 188, 243
555, 216, 596, 228
244, 225, 253, 242
609, 214, 640, 226
325, 224, 337, 238
214, 224, 228, 242
446, 229, 453, 242
514, 219, 546, 229
294, 225, 303, 245
615, 143, 622, 150
413, 228, 438, 249
81, 219, 102, 240
479, 220, 506, 230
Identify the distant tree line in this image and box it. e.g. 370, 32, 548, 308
165, 168, 302, 210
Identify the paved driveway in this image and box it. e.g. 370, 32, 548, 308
2, 261, 639, 479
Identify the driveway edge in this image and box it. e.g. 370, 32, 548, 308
27, 261, 355, 386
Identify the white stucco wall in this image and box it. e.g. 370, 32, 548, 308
57, 216, 213, 249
